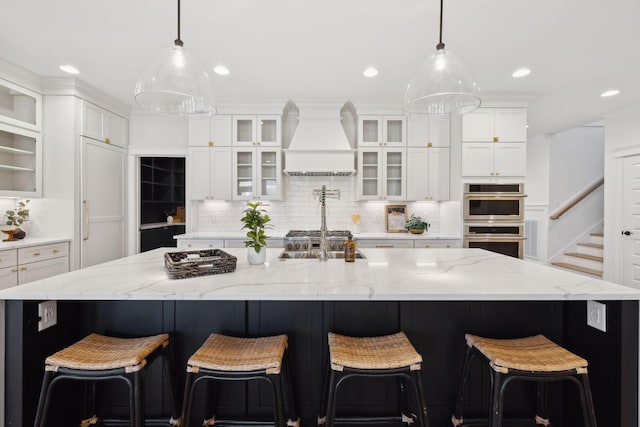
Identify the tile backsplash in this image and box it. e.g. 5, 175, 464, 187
195, 176, 449, 233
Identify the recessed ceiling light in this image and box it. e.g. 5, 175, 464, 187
363, 67, 379, 78
512, 67, 531, 78
601, 89, 620, 98
213, 65, 230, 76
59, 64, 80, 75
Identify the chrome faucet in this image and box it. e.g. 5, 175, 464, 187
313, 185, 340, 261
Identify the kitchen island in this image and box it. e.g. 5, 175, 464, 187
1, 248, 638, 427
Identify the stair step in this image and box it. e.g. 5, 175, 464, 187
565, 252, 604, 262
551, 262, 603, 277
578, 243, 603, 249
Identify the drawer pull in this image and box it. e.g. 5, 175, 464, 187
53, 249, 60, 253
375, 244, 395, 248
34, 252, 41, 256
11, 268, 18, 273
20, 266, 27, 271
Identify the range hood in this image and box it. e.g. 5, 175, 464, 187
283, 104, 356, 176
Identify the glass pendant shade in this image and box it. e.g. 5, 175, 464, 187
134, 44, 215, 116
404, 47, 480, 117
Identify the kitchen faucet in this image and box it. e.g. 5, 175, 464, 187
313, 185, 340, 261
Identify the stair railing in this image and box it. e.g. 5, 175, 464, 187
549, 176, 604, 220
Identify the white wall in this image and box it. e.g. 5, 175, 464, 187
603, 104, 640, 282
525, 134, 550, 205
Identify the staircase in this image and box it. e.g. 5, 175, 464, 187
551, 233, 603, 278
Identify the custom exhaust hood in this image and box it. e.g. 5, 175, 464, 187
283, 104, 356, 176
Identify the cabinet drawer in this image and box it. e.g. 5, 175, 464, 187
18, 242, 69, 264
18, 257, 69, 285
0, 249, 17, 266
177, 239, 225, 250
414, 240, 461, 248
0, 266, 18, 290
357, 239, 414, 249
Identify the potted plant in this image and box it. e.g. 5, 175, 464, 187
404, 214, 430, 234
164, 208, 176, 224
241, 202, 272, 265
3, 199, 30, 241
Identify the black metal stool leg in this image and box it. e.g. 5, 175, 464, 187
133, 370, 145, 427
34, 371, 54, 427
452, 346, 475, 426
162, 342, 181, 424
535, 382, 550, 426
413, 370, 430, 427
181, 371, 196, 427
317, 360, 332, 425
282, 353, 299, 426
579, 373, 597, 427
488, 371, 504, 427
202, 379, 218, 426
325, 370, 339, 427
269, 374, 286, 427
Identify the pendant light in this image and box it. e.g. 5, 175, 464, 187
403, 0, 480, 117
134, 0, 215, 116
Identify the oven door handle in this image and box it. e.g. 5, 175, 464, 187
464, 194, 527, 199
464, 236, 527, 241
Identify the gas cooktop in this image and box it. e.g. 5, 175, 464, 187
284, 230, 352, 239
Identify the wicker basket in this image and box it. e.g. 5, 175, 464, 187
164, 249, 237, 280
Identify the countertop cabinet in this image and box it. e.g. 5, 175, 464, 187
356, 239, 414, 249
462, 107, 527, 142
461, 142, 526, 177
357, 148, 406, 201
0, 241, 69, 289
406, 147, 450, 201
358, 115, 406, 147
233, 115, 281, 147
189, 146, 232, 200
81, 101, 128, 147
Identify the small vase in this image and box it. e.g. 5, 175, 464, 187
2, 229, 19, 242
247, 248, 266, 265
14, 228, 26, 239
167, 216, 174, 224
409, 228, 425, 235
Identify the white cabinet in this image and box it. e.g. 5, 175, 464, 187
81, 101, 128, 147
356, 239, 414, 249
462, 108, 527, 142
358, 116, 406, 147
357, 148, 406, 201
0, 78, 41, 132
177, 239, 225, 250
413, 239, 461, 248
224, 238, 283, 249
0, 122, 42, 197
189, 146, 232, 200
189, 115, 232, 147
233, 115, 281, 147
461, 142, 526, 177
0, 241, 69, 288
407, 117, 450, 147
233, 147, 282, 200
406, 147, 450, 201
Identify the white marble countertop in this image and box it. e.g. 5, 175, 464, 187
174, 232, 461, 241
0, 248, 638, 301
0, 237, 71, 250
140, 222, 186, 231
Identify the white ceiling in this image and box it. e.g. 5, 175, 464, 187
1, 0, 639, 137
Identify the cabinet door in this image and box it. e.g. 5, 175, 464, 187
188, 117, 210, 146
81, 101, 106, 142
414, 240, 460, 248
406, 148, 429, 201
428, 148, 450, 201
462, 109, 494, 141
107, 113, 128, 147
0, 266, 18, 289
494, 108, 527, 142
18, 257, 69, 285
358, 116, 382, 147
188, 147, 211, 200
0, 123, 42, 197
382, 116, 406, 146
461, 143, 494, 176
357, 149, 382, 200
357, 239, 413, 248
428, 118, 450, 147
407, 117, 450, 148
211, 115, 233, 146
383, 149, 406, 200
257, 148, 281, 200
210, 147, 232, 200
257, 116, 281, 147
177, 239, 224, 249
494, 143, 526, 176
233, 148, 256, 199
233, 115, 256, 147
0, 78, 41, 132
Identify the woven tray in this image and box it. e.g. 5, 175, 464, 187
164, 249, 237, 280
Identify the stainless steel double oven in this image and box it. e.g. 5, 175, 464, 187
463, 183, 526, 259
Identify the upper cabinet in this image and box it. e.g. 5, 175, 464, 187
407, 117, 450, 147
357, 148, 406, 201
358, 115, 406, 147
0, 123, 42, 197
232, 147, 282, 201
461, 142, 526, 177
0, 78, 41, 132
406, 147, 450, 201
233, 115, 281, 147
189, 115, 232, 147
81, 101, 128, 147
462, 108, 527, 142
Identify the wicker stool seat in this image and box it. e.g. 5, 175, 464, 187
452, 334, 596, 427
319, 332, 429, 427
181, 333, 299, 427
34, 333, 180, 427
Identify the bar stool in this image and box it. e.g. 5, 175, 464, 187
318, 331, 430, 427
181, 333, 299, 427
34, 333, 181, 427
451, 334, 597, 427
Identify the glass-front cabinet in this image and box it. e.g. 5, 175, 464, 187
232, 147, 281, 200
0, 78, 41, 132
0, 123, 42, 197
357, 115, 406, 147
357, 148, 406, 200
232, 115, 281, 147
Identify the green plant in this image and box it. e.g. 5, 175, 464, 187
163, 208, 176, 217
404, 214, 429, 231
4, 200, 30, 227
241, 202, 272, 253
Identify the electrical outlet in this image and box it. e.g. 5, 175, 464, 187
587, 300, 606, 332
38, 300, 57, 331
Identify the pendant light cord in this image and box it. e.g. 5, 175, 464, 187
436, 0, 445, 50
175, 0, 184, 47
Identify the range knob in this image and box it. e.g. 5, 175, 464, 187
287, 243, 293, 251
